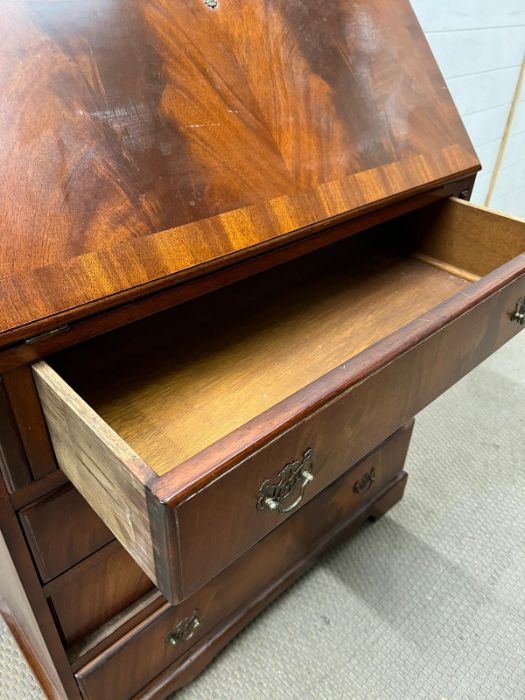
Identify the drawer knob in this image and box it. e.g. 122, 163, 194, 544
257, 448, 314, 514
353, 467, 376, 496
166, 609, 201, 645
511, 297, 525, 325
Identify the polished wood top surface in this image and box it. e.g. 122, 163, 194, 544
0, 0, 478, 344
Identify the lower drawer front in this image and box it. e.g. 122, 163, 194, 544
20, 484, 112, 582
75, 424, 411, 700
46, 541, 154, 647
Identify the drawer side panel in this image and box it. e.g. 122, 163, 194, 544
32, 362, 158, 585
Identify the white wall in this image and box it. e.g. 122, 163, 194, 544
490, 71, 525, 216
410, 0, 525, 219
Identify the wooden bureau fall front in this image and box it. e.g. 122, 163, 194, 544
0, 1, 524, 698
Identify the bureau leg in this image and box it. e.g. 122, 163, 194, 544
367, 470, 408, 522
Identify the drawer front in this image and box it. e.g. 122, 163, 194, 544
20, 485, 113, 582
172, 271, 525, 596
46, 541, 154, 647
76, 425, 411, 700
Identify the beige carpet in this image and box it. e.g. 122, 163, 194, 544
0, 616, 46, 700
1, 334, 524, 699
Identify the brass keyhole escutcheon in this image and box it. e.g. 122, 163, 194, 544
166, 610, 201, 646
353, 467, 376, 496
511, 297, 525, 325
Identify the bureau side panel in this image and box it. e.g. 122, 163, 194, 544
0, 529, 66, 699
0, 377, 32, 491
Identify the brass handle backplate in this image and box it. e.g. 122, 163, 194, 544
256, 448, 314, 514
511, 297, 525, 325
353, 467, 376, 496
166, 609, 201, 646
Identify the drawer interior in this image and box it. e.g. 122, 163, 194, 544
46, 198, 524, 478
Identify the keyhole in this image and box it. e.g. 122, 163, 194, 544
204, 0, 218, 8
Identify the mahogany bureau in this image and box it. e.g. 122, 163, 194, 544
0, 1, 524, 698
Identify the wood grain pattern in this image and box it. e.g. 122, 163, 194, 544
19, 484, 113, 582
0, 176, 475, 376
33, 200, 525, 602
75, 428, 411, 700
45, 541, 153, 647
69, 590, 164, 671
407, 197, 525, 276
0, 0, 478, 346
177, 417, 412, 595
31, 363, 158, 585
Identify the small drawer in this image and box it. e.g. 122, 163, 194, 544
46, 541, 154, 647
33, 198, 525, 603
19, 484, 113, 582
75, 425, 411, 700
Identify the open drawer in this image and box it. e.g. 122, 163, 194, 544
33, 198, 525, 603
